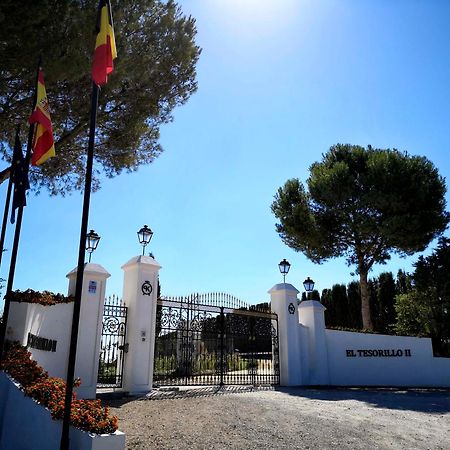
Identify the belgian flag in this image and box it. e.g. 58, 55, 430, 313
28, 67, 56, 166
92, 0, 117, 86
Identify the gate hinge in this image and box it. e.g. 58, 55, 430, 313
118, 343, 129, 353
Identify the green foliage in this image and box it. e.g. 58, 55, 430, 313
272, 143, 449, 329
0, 0, 200, 195
321, 272, 406, 332
370, 272, 397, 333
396, 269, 413, 295
322, 284, 348, 328
98, 360, 118, 383
321, 282, 362, 329
395, 291, 429, 337
153, 352, 248, 378
153, 354, 177, 377
346, 281, 362, 329
395, 237, 450, 356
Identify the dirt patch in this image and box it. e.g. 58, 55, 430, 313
104, 387, 450, 449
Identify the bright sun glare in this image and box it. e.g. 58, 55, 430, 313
209, 0, 301, 36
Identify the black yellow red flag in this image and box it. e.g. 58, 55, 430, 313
10, 127, 29, 224
28, 67, 56, 166
92, 0, 117, 86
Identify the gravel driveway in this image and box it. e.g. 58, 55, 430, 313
103, 386, 450, 449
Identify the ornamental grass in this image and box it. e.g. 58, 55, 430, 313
1, 343, 118, 434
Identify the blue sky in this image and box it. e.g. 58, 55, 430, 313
1, 0, 450, 309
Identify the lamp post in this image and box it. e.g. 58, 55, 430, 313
85, 229, 100, 263
278, 259, 291, 283
303, 276, 315, 300
137, 225, 153, 255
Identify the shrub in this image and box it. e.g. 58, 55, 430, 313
8, 289, 74, 306
65, 399, 118, 435
0, 343, 47, 386
1, 343, 118, 434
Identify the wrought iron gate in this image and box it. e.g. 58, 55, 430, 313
154, 293, 279, 386
97, 295, 128, 388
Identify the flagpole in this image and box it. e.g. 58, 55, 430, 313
0, 69, 39, 365
0, 167, 13, 271
0, 184, 28, 361
60, 81, 99, 450
0, 127, 20, 275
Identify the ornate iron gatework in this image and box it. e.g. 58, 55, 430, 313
97, 295, 128, 388
154, 293, 279, 386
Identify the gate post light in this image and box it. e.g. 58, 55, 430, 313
303, 276, 315, 299
86, 229, 100, 263
278, 259, 291, 283
137, 225, 153, 255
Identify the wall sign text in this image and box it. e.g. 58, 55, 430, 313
346, 348, 412, 358
27, 332, 57, 352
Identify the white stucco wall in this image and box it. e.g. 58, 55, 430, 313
325, 330, 450, 387
298, 301, 330, 385
121, 255, 161, 394
5, 263, 110, 399
298, 324, 311, 384
269, 284, 302, 386
7, 302, 73, 379
67, 263, 110, 398
271, 288, 450, 388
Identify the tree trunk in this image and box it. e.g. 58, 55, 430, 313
359, 270, 374, 330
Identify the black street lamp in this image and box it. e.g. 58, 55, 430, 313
303, 276, 315, 299
85, 229, 100, 263
278, 259, 291, 283
137, 225, 153, 255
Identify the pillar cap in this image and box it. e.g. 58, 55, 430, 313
121, 254, 162, 271
298, 299, 326, 311
66, 263, 111, 279
268, 283, 299, 294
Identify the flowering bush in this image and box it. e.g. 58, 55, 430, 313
25, 376, 71, 412
0, 343, 47, 386
61, 399, 118, 435
8, 289, 74, 306
1, 343, 118, 434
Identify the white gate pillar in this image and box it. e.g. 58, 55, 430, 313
269, 283, 302, 386
121, 255, 161, 395
66, 263, 110, 399
298, 300, 330, 385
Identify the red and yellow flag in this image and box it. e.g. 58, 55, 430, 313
92, 0, 117, 86
28, 68, 55, 166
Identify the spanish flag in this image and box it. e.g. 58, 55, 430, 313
92, 0, 117, 86
28, 68, 55, 166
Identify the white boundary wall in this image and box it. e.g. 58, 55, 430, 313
270, 283, 450, 387
326, 330, 450, 387
7, 302, 73, 379
5, 263, 110, 398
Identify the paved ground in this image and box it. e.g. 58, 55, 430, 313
103, 386, 450, 449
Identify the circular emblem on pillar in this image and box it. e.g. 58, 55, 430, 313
141, 280, 153, 296
288, 303, 295, 315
